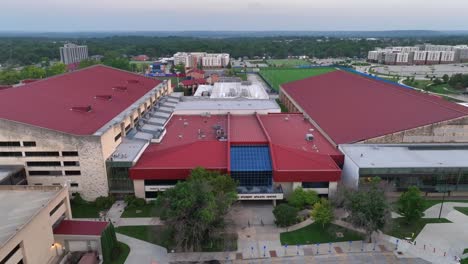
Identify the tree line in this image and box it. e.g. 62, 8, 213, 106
2, 35, 468, 66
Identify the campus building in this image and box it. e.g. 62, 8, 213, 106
59, 43, 88, 65
0, 185, 114, 263
280, 69, 468, 195
129, 113, 343, 201
367, 44, 468, 65
0, 65, 173, 200
173, 52, 230, 68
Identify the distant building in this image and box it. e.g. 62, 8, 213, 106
367, 44, 466, 65
59, 43, 88, 65
174, 52, 230, 69
132, 55, 150, 61
186, 69, 205, 80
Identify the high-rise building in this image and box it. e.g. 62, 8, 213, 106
60, 43, 88, 65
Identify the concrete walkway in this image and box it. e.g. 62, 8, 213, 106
382, 202, 468, 264
117, 233, 169, 264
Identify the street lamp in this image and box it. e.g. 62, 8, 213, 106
438, 174, 448, 219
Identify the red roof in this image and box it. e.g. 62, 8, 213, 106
282, 70, 468, 144
230, 115, 268, 144
188, 69, 205, 75
130, 113, 342, 182
53, 220, 108, 236
0, 65, 161, 135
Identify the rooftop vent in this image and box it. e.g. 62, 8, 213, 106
95, 95, 113, 101
305, 133, 314, 141
71, 105, 92, 113
113, 86, 128, 92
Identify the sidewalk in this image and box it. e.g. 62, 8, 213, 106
117, 233, 169, 264
104, 201, 163, 227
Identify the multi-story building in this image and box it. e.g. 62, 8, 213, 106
440, 51, 456, 64
173, 52, 230, 69
426, 51, 442, 64
413, 51, 428, 65
455, 45, 468, 63
384, 53, 397, 65
0, 185, 116, 263
368, 44, 465, 65
59, 43, 88, 65
395, 53, 410, 65
0, 185, 72, 264
0, 65, 172, 200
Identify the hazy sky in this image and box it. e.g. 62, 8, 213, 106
2, 0, 468, 31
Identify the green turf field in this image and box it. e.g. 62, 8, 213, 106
267, 59, 311, 67
259, 67, 336, 91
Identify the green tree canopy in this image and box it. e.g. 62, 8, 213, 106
20, 65, 46, 79
103, 57, 131, 71
287, 187, 319, 209
311, 198, 334, 228
397, 186, 426, 224
78, 59, 101, 69
46, 63, 66, 77
174, 63, 185, 74
156, 167, 237, 251
343, 183, 391, 242
0, 69, 21, 85
273, 203, 299, 227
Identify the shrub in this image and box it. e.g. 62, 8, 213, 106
311, 198, 334, 228
124, 194, 136, 204
273, 203, 299, 227
132, 198, 146, 207
95, 196, 115, 210
71, 192, 86, 205
288, 187, 319, 209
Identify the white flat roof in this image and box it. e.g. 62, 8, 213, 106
340, 144, 468, 169
0, 186, 61, 247
175, 99, 280, 111
194, 82, 269, 99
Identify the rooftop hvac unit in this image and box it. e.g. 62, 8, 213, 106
305, 134, 314, 141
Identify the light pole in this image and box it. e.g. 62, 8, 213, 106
438, 174, 448, 219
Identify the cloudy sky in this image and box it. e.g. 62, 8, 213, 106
2, 0, 468, 31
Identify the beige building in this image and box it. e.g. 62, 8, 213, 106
0, 185, 72, 264
0, 65, 173, 200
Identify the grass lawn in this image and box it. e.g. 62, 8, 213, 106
259, 67, 335, 91
280, 223, 364, 245
71, 202, 101, 218
402, 79, 461, 95
455, 207, 468, 216
105, 241, 130, 264
387, 218, 451, 241
121, 204, 163, 218
115, 225, 237, 252
267, 59, 312, 67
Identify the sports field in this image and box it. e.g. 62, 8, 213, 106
259, 67, 336, 91
267, 59, 312, 67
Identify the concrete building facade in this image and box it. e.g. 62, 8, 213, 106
0, 66, 173, 200
59, 43, 88, 65
173, 52, 230, 68
0, 185, 72, 264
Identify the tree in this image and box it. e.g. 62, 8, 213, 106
46, 63, 66, 77
343, 182, 390, 242
311, 198, 334, 228
442, 74, 449, 83
397, 186, 426, 224
103, 57, 131, 71
156, 167, 237, 251
287, 187, 319, 209
433, 78, 443, 85
0, 69, 21, 85
78, 59, 101, 69
273, 203, 299, 227
20, 65, 46, 79
174, 63, 185, 74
